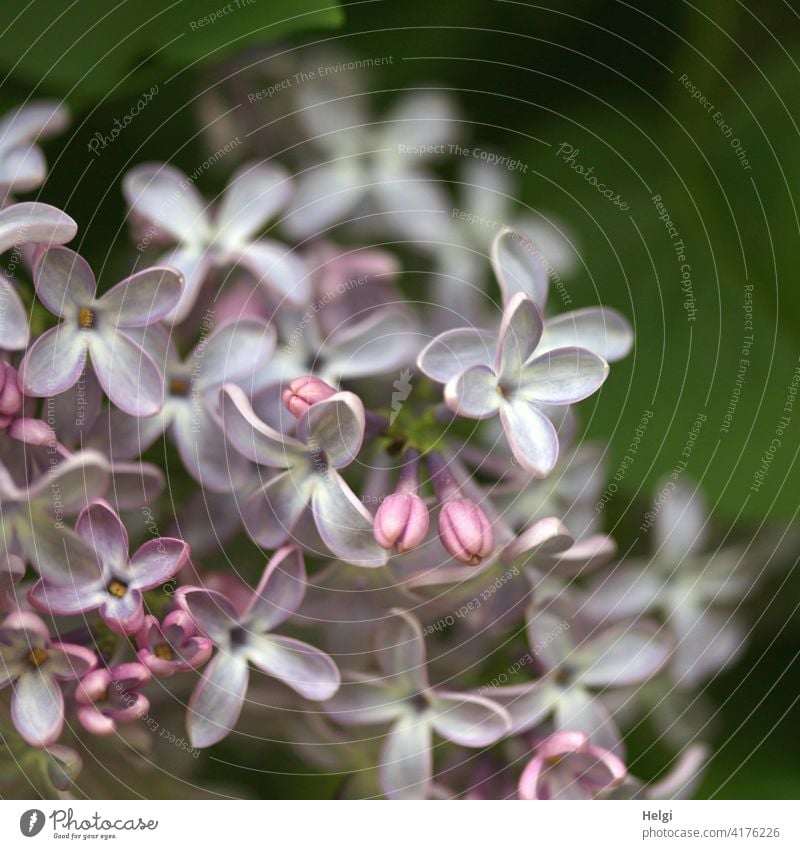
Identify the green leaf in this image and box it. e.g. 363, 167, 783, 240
0, 0, 343, 106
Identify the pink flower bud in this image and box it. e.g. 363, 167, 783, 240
7, 417, 54, 445
0, 363, 22, 425
374, 491, 430, 553
438, 499, 494, 566
282, 375, 337, 418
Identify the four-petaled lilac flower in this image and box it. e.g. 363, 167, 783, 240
0, 101, 69, 199
220, 383, 388, 567
136, 610, 212, 677
19, 246, 183, 416
29, 500, 189, 635
75, 662, 151, 735
419, 292, 609, 477
0, 611, 96, 747
0, 450, 110, 582
123, 161, 307, 322
490, 604, 671, 754
518, 730, 626, 800
325, 609, 511, 800
177, 546, 340, 748
103, 318, 276, 491
0, 202, 78, 351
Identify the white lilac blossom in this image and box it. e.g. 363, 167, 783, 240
324, 609, 511, 800
420, 292, 609, 476
220, 383, 388, 567
283, 81, 459, 240
176, 546, 340, 748
101, 318, 276, 491
19, 247, 183, 416
29, 500, 189, 635
123, 161, 308, 322
0, 101, 69, 200
0, 611, 96, 747
582, 479, 749, 686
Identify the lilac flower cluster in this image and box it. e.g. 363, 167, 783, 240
0, 93, 742, 801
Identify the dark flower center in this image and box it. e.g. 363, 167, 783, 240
409, 691, 429, 712
107, 579, 128, 598
154, 643, 174, 661
78, 307, 95, 329
169, 377, 190, 397
26, 647, 49, 667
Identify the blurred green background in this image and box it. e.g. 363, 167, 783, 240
1, 0, 799, 798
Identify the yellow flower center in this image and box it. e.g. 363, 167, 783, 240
78, 307, 95, 329
26, 647, 49, 667
154, 643, 174, 661
169, 377, 190, 397
107, 580, 128, 598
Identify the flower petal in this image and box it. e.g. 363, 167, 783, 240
490, 681, 561, 735
187, 652, 249, 748
0, 275, 30, 350
496, 292, 544, 382
427, 691, 510, 746
416, 327, 497, 383
46, 643, 97, 679
242, 545, 307, 632
499, 397, 559, 477
518, 347, 609, 405
11, 670, 64, 747
232, 240, 309, 306
247, 634, 339, 701
129, 537, 189, 590
311, 469, 388, 567
296, 391, 365, 468
196, 318, 276, 391
324, 672, 405, 725
89, 330, 164, 417
526, 607, 576, 673
216, 161, 293, 246
32, 246, 95, 317
375, 609, 427, 688
0, 202, 76, 255
655, 478, 708, 561
379, 712, 432, 800
541, 307, 633, 363
75, 500, 129, 575
573, 622, 671, 687
176, 587, 239, 645
444, 364, 501, 419
283, 161, 362, 239
242, 470, 315, 548
98, 266, 183, 328
123, 162, 212, 245
220, 383, 306, 467
19, 323, 87, 397
28, 578, 105, 616
491, 227, 549, 307
553, 685, 623, 755
100, 590, 145, 635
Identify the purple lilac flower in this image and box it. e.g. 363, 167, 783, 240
177, 546, 340, 748
283, 83, 459, 240
29, 500, 189, 635
0, 611, 96, 746
136, 610, 212, 677
489, 603, 671, 754
0, 101, 69, 199
101, 318, 275, 491
0, 202, 78, 351
123, 161, 307, 321
582, 479, 748, 686
0, 450, 109, 582
518, 730, 626, 800
419, 292, 609, 477
220, 383, 388, 567
75, 662, 151, 735
324, 609, 511, 800
19, 247, 183, 416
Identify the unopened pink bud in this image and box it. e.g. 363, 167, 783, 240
374, 491, 430, 553
0, 363, 22, 422
282, 375, 337, 418
7, 417, 54, 446
439, 499, 494, 566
